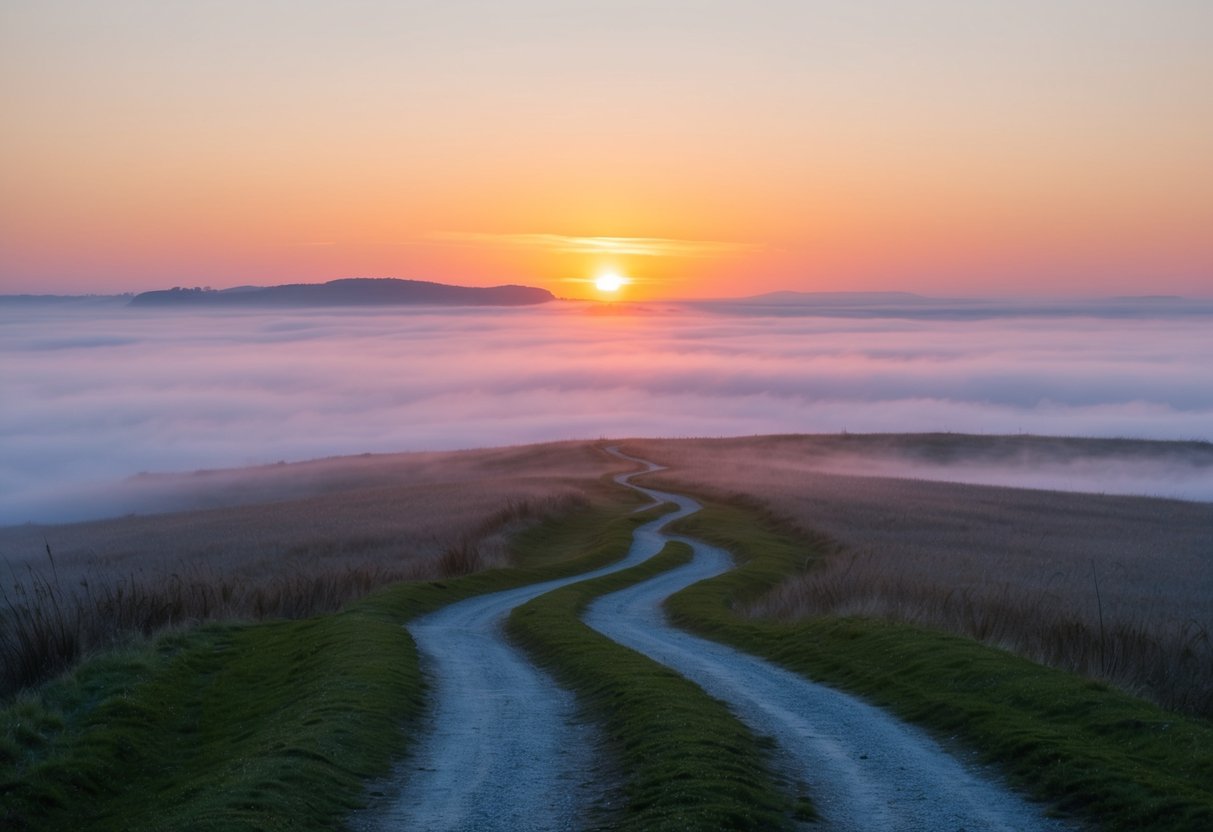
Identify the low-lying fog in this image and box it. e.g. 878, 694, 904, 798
3, 297, 1212, 523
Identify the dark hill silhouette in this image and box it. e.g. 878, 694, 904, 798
129, 278, 554, 307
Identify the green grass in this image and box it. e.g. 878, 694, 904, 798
13, 468, 1206, 832
0, 617, 421, 832
665, 500, 1213, 832
508, 540, 799, 831
1, 489, 650, 832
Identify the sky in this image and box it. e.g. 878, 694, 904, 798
3, 300, 1212, 523
2, 1, 1211, 299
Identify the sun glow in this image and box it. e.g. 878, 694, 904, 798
595, 271, 627, 293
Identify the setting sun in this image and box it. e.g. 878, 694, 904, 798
595, 271, 627, 293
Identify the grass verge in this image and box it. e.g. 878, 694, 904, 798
666, 500, 1213, 832
1, 488, 650, 832
508, 540, 801, 831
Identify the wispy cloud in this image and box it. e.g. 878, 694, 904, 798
428, 232, 761, 258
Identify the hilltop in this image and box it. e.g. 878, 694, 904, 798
129, 277, 555, 307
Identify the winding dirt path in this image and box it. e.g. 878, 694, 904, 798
355, 449, 1072, 831
350, 458, 680, 832
586, 448, 1072, 832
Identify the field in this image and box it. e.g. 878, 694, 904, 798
0, 441, 628, 695
626, 434, 1213, 715
3, 433, 1212, 831
6, 433, 1210, 710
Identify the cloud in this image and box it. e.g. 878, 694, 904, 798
801, 451, 1213, 504
2, 300, 1212, 523
427, 232, 762, 258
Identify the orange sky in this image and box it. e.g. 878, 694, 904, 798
2, 1, 1211, 299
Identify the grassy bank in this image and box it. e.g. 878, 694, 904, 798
1, 489, 649, 831
629, 435, 1213, 717
666, 501, 1213, 832
508, 541, 802, 831
1, 616, 417, 832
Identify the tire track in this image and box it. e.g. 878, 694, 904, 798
586, 447, 1073, 832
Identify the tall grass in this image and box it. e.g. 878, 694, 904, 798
626, 435, 1213, 717
748, 551, 1213, 715
0, 493, 586, 697
0, 440, 622, 698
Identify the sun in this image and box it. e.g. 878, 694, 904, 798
595, 271, 627, 293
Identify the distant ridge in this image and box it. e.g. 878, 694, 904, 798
129, 278, 555, 308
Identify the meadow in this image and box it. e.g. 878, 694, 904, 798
0, 441, 625, 695
4, 433, 1210, 713
627, 434, 1213, 715
3, 433, 1212, 831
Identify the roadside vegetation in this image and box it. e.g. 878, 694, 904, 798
628, 434, 1213, 716
0, 613, 417, 832
0, 441, 618, 696
0, 484, 649, 831
663, 498, 1213, 832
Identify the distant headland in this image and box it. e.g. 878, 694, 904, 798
129, 278, 555, 307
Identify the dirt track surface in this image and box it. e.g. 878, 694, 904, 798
351, 590, 594, 832
585, 449, 1073, 831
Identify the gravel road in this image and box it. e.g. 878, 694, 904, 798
586, 448, 1073, 831
351, 456, 683, 832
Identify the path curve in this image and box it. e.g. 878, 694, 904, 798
351, 457, 682, 832
586, 447, 1072, 832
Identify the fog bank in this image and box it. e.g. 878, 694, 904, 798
3, 299, 1212, 523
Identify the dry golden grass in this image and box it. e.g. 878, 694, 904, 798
0, 440, 627, 695
625, 434, 1213, 716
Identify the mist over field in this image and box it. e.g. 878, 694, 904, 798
3, 298, 1212, 523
